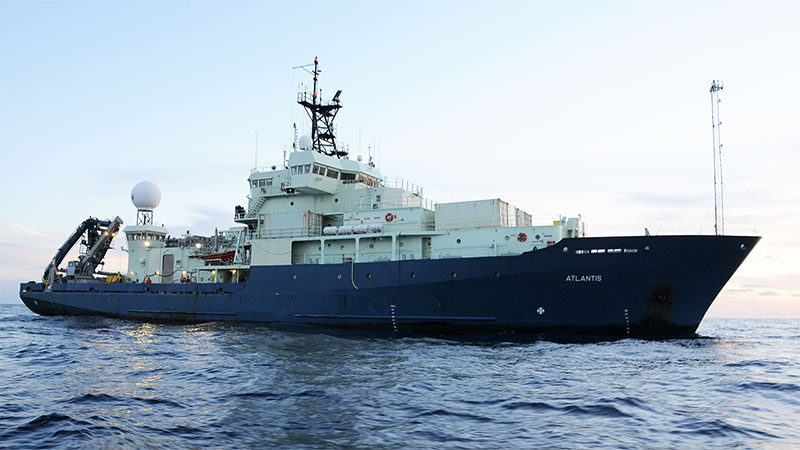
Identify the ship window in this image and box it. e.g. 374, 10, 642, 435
318, 166, 327, 176
624, 248, 638, 253
265, 178, 273, 186
290, 166, 296, 175
259, 179, 266, 187
366, 273, 372, 279
341, 172, 356, 181
305, 164, 311, 173
313, 165, 321, 174
376, 195, 382, 202
326, 169, 339, 179
251, 180, 258, 188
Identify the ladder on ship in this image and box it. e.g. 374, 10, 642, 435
247, 196, 267, 218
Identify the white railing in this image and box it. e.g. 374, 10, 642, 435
383, 177, 423, 196
251, 163, 286, 173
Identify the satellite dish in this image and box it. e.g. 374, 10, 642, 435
298, 135, 313, 151
131, 181, 161, 211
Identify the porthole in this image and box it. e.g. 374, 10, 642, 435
644, 246, 650, 251
410, 272, 415, 278
369, 243, 374, 249
366, 273, 372, 279
451, 272, 457, 279
535, 234, 541, 240
292, 274, 297, 280
340, 245, 345, 251
456, 239, 462, 244
290, 201, 294, 206
495, 271, 500, 278
334, 198, 339, 203
399, 242, 404, 247
504, 236, 510, 241
327, 243, 331, 247
562, 247, 568, 253
337, 273, 342, 279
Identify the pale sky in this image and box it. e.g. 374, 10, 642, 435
1, 1, 798, 317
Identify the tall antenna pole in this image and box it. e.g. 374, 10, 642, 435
710, 80, 724, 235
254, 130, 259, 169
311, 56, 319, 146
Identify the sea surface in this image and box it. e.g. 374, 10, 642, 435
1, 303, 799, 449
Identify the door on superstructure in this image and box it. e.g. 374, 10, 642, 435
422, 237, 431, 259
162, 254, 174, 283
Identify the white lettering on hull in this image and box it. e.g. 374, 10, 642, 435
565, 275, 603, 282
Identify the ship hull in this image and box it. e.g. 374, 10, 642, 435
20, 235, 759, 337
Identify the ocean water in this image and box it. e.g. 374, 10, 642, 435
1, 303, 799, 449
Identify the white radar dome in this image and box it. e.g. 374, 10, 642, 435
131, 181, 161, 211
298, 135, 313, 151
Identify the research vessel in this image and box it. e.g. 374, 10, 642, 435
20, 59, 759, 337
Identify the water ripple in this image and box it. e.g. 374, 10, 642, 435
1, 304, 799, 449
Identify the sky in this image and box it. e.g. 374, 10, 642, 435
0, 1, 798, 317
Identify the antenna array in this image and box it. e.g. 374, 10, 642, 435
710, 80, 724, 235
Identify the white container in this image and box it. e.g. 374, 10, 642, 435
515, 208, 532, 227
435, 199, 511, 230
337, 225, 354, 235
323, 226, 338, 236
353, 224, 369, 234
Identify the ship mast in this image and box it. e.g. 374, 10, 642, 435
295, 57, 346, 157
710, 80, 724, 235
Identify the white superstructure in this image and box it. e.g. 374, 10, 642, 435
119, 58, 585, 284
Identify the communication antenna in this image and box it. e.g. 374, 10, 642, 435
292, 123, 298, 151
293, 57, 346, 157
254, 130, 259, 169
710, 80, 724, 235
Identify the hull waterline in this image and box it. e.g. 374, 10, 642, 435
20, 235, 759, 338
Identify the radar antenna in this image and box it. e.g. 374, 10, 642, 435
294, 57, 346, 157
710, 80, 724, 235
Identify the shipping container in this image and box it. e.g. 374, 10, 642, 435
435, 199, 510, 230
515, 208, 533, 227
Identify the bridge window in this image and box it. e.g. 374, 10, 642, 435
326, 169, 339, 179
251, 180, 258, 188
304, 164, 311, 173
258, 179, 266, 187
265, 178, 273, 186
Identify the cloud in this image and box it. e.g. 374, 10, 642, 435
0, 222, 54, 240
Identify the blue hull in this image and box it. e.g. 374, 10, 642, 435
20, 235, 759, 337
